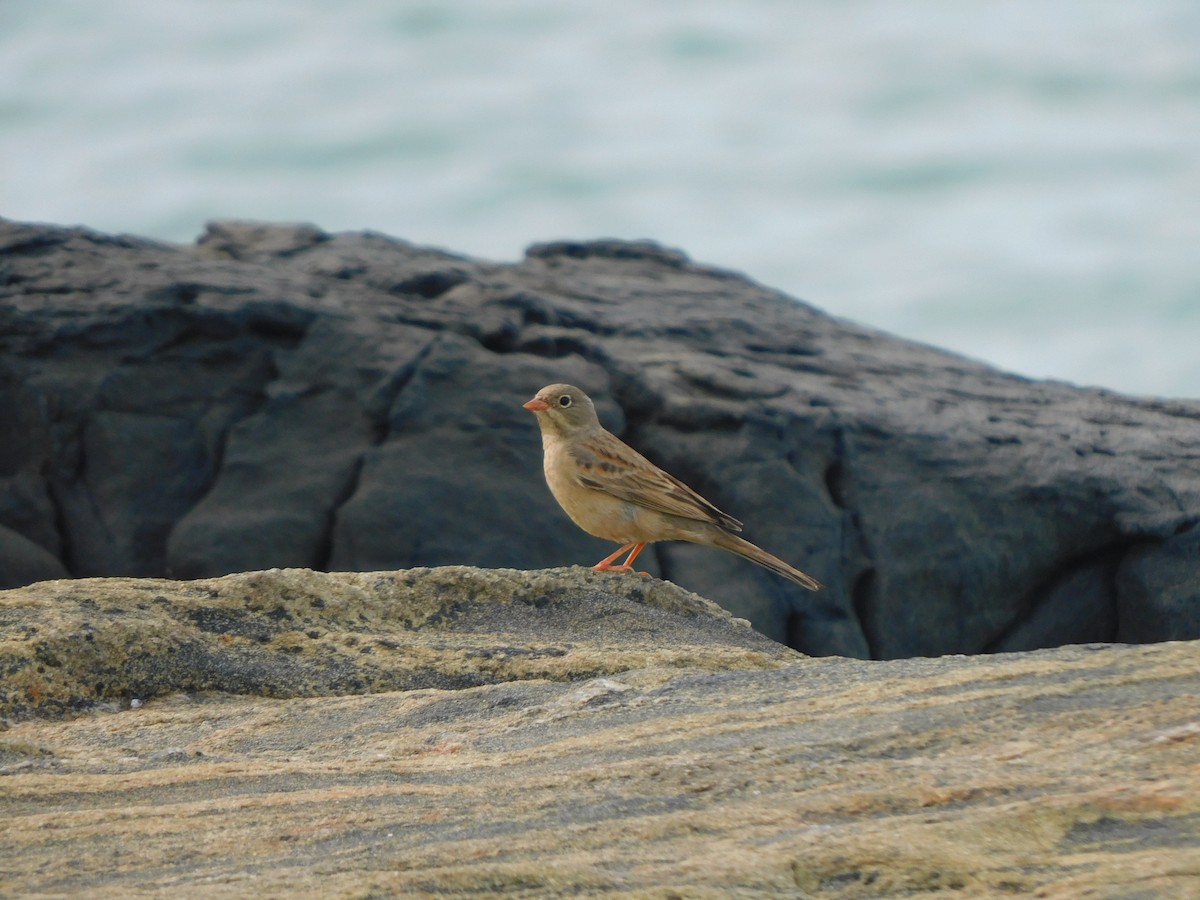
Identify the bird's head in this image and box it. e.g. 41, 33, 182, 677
523, 383, 600, 436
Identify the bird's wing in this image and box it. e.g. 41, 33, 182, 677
570, 430, 743, 533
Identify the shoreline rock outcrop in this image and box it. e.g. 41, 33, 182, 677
2, 217, 1198, 657
0, 566, 790, 723
0, 567, 1196, 896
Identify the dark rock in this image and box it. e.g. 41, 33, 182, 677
0, 524, 69, 587
2, 216, 1198, 656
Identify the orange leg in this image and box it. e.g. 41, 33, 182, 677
593, 543, 636, 571
592, 542, 650, 576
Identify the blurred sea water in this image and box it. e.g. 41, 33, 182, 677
2, 1, 1198, 398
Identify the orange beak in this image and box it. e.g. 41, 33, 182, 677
523, 397, 550, 412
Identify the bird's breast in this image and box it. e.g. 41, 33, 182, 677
542, 435, 646, 542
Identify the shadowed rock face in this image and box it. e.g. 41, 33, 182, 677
2, 218, 1198, 657
1, 568, 1197, 897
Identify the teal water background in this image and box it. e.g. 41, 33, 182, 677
3, 1, 1198, 397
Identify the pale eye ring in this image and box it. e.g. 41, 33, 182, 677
558, 394, 572, 408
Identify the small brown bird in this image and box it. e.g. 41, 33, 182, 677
523, 383, 821, 590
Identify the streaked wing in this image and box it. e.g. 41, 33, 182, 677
570, 430, 743, 533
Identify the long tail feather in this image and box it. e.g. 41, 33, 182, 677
710, 532, 823, 591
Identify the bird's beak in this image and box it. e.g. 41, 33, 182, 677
523, 398, 550, 412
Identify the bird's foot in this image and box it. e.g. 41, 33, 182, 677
592, 563, 651, 577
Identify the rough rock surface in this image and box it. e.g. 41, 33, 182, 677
2, 217, 1199, 657
0, 566, 790, 723
1, 568, 1197, 897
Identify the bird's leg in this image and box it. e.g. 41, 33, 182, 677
592, 542, 650, 576
619, 542, 651, 576
593, 543, 637, 571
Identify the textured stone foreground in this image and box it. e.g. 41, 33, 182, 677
1, 569, 1198, 897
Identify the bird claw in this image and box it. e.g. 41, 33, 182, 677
591, 564, 651, 577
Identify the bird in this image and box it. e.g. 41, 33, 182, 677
523, 383, 822, 590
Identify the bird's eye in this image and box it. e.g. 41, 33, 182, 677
558, 394, 572, 408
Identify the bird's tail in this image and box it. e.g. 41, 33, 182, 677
710, 531, 823, 591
